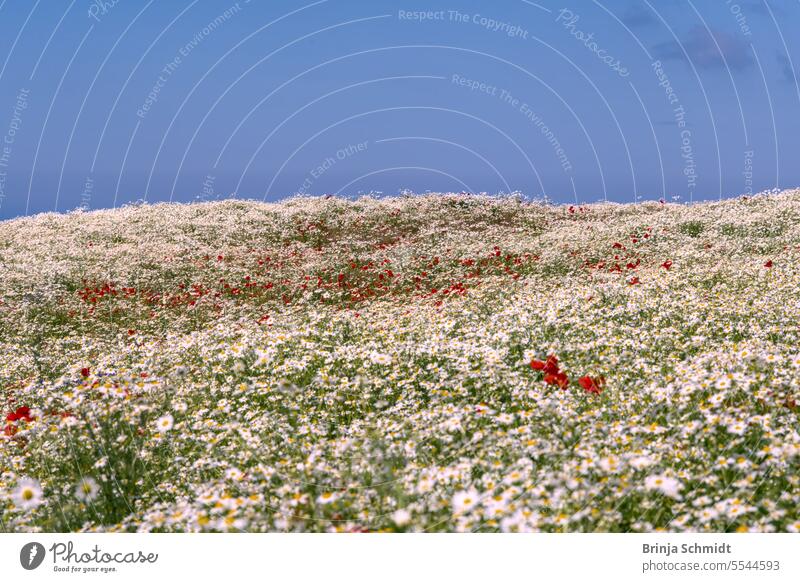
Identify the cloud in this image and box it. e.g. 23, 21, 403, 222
621, 5, 656, 28
777, 53, 797, 84
652, 26, 753, 71
742, 0, 788, 17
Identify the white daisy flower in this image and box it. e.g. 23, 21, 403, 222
12, 478, 44, 510
496, 413, 514, 425
644, 474, 683, 499
452, 488, 479, 514
629, 455, 655, 469
727, 421, 747, 435
156, 414, 174, 433
697, 507, 719, 523
316, 491, 339, 505
75, 477, 100, 502
392, 509, 411, 526
225, 468, 245, 481
714, 376, 731, 390
255, 348, 275, 366
369, 352, 391, 365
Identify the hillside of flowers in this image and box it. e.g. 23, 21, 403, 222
1, 190, 799, 532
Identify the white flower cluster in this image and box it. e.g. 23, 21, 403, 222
1, 191, 798, 532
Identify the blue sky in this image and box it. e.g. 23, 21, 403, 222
0, 0, 798, 218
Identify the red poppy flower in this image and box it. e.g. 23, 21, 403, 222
543, 372, 569, 389
661, 260, 673, 270
531, 354, 559, 373
80, 367, 91, 378
16, 406, 33, 421
543, 355, 560, 375
530, 360, 546, 371
628, 277, 640, 285
764, 260, 773, 268
5, 406, 34, 424
578, 375, 605, 395
531, 355, 568, 388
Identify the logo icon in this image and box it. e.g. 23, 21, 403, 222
20, 542, 46, 570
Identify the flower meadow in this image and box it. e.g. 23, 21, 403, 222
1, 191, 799, 533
